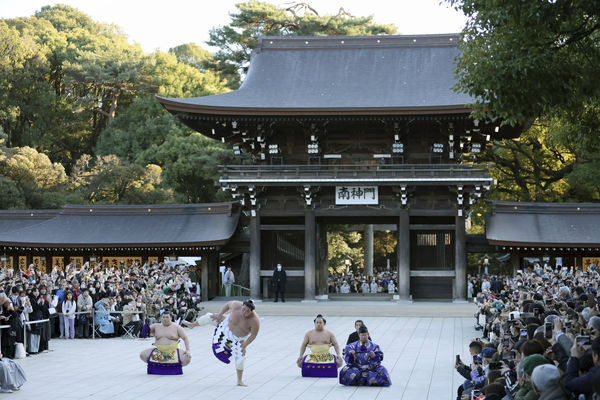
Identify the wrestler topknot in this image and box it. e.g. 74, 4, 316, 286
243, 299, 255, 311
313, 314, 326, 323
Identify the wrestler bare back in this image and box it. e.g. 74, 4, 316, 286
139, 313, 191, 366
212, 300, 260, 386
297, 318, 343, 368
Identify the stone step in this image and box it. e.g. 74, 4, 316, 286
328, 294, 394, 301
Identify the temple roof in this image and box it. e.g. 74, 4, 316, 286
157, 34, 474, 116
0, 209, 59, 234
486, 202, 600, 246
0, 203, 239, 248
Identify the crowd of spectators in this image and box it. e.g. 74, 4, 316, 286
327, 270, 398, 294
457, 263, 600, 400
0, 260, 204, 359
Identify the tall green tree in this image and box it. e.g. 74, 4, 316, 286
69, 154, 174, 204
136, 133, 233, 203
2, 5, 150, 167
480, 123, 575, 202
0, 145, 73, 208
145, 50, 228, 99
448, 0, 600, 204
168, 43, 213, 72
327, 230, 364, 274
63, 36, 147, 125
447, 0, 600, 124
207, 1, 397, 88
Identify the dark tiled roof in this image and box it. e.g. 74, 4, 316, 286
0, 209, 60, 234
0, 203, 239, 247
157, 34, 474, 115
486, 202, 600, 246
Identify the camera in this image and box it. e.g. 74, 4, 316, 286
576, 335, 592, 350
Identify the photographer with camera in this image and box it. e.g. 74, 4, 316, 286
455, 340, 487, 400
563, 336, 600, 398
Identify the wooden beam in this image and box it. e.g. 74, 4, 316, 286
409, 224, 456, 230
410, 270, 456, 277
260, 269, 305, 277
260, 225, 305, 230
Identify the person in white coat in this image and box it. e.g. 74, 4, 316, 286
370, 279, 378, 294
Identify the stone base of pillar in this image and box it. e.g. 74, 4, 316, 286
300, 299, 318, 304
392, 295, 413, 303
315, 294, 329, 301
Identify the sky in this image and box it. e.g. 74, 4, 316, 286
0, 0, 468, 53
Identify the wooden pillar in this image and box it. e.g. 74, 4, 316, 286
304, 208, 316, 300
200, 255, 209, 302
321, 223, 329, 295
397, 209, 410, 300
455, 213, 467, 301
364, 224, 374, 277
25, 254, 33, 272
208, 252, 220, 299
43, 252, 52, 274
249, 211, 261, 299
316, 222, 329, 296
510, 250, 520, 275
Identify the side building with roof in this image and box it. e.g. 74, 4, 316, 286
0, 203, 239, 300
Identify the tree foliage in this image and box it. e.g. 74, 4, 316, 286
69, 154, 174, 204
327, 230, 364, 274
447, 0, 600, 125
168, 43, 214, 72
136, 133, 234, 203
0, 5, 232, 208
449, 0, 600, 208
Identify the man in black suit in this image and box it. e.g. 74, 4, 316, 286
272, 264, 287, 302
346, 319, 371, 345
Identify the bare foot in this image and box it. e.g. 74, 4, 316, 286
237, 381, 248, 387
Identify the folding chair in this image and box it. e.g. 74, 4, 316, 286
92, 320, 102, 338
121, 322, 137, 339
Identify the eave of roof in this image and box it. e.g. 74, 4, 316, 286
157, 97, 474, 116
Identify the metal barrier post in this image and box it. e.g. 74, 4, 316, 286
22, 319, 49, 353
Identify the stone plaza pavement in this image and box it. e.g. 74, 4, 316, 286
12, 301, 478, 400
